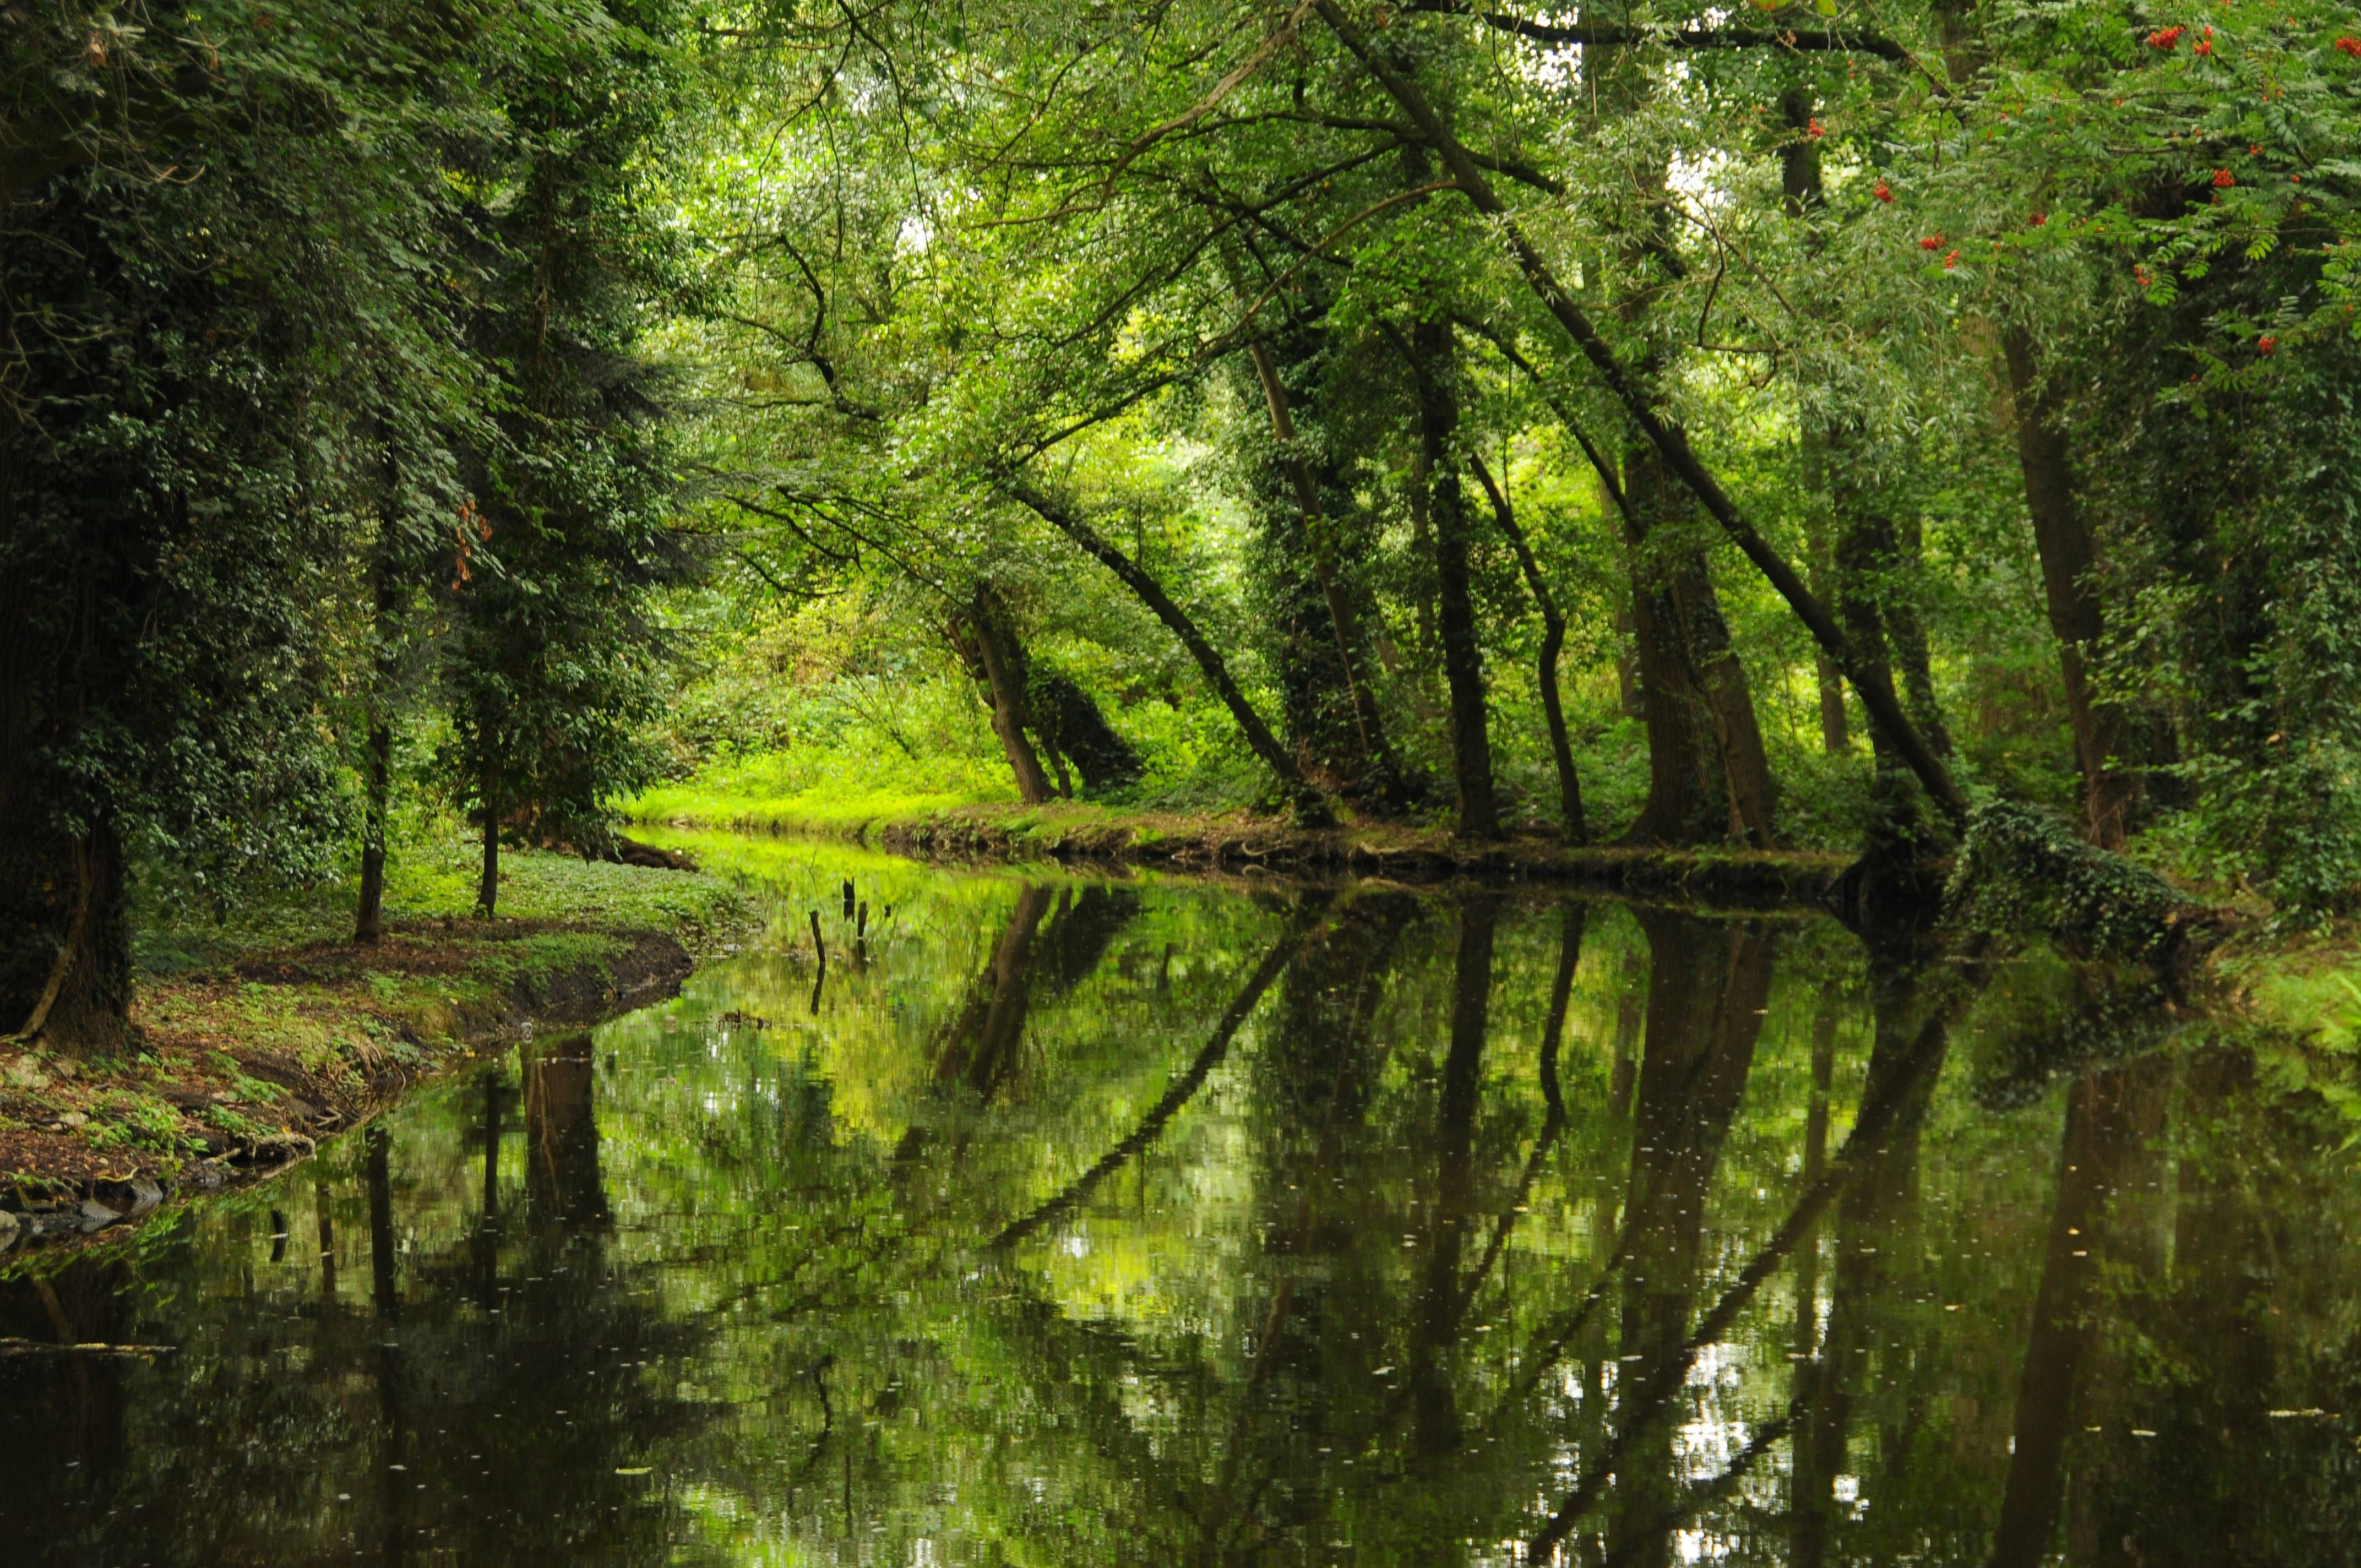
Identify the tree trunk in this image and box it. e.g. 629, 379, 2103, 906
1821, 435, 1943, 855
354, 719, 393, 944
966, 584, 1055, 806
1245, 340, 1407, 806
1471, 454, 1586, 842
0, 513, 133, 1052
476, 760, 500, 919
1799, 437, 1852, 757
1, 815, 132, 1054
1625, 481, 1724, 845
2001, 328, 2141, 848
1887, 513, 1955, 759
1000, 475, 1331, 824
1622, 448, 1776, 846
354, 523, 402, 944
1411, 315, 1500, 840
1683, 576, 1778, 847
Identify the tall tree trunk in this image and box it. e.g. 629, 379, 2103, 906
2001, 329, 2141, 848
354, 433, 402, 945
476, 758, 500, 919
965, 584, 1055, 806
1411, 315, 1500, 839
1823, 435, 1938, 854
1682, 566, 1778, 847
1930, 0, 2135, 846
1799, 427, 1852, 758
1622, 451, 1776, 846
1784, 86, 1879, 769
1588, 46, 1772, 847
354, 717, 393, 944
1245, 339, 1407, 805
1887, 513, 1955, 759
1471, 454, 1586, 842
1624, 470, 1723, 846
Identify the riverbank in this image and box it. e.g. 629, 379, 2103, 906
1, 839, 752, 1257
630, 796, 1856, 904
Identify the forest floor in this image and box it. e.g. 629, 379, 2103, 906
0, 839, 752, 1260
632, 794, 1854, 905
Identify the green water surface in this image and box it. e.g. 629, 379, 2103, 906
5, 835, 2357, 1565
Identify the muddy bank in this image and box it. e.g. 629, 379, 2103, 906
660, 801, 1855, 905
1, 922, 697, 1260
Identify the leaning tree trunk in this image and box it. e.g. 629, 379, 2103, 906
1000, 475, 1331, 825
965, 584, 1055, 807
1411, 314, 1501, 840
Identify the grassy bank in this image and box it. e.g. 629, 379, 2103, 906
1, 829, 752, 1253
629, 776, 1854, 905
628, 748, 1011, 833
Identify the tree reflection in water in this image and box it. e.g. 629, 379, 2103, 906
5, 843, 2360, 1566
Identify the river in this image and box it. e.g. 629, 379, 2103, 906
4, 832, 2355, 1565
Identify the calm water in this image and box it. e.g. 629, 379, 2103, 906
6, 835, 2358, 1566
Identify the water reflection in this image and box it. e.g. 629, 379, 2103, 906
4, 841, 2359, 1566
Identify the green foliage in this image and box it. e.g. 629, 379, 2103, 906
1948, 802, 2195, 963
434, 0, 698, 856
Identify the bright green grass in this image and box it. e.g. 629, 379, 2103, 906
627, 747, 1014, 831
134, 813, 753, 981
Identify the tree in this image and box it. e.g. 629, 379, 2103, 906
437, 0, 694, 917
1, 1, 478, 1046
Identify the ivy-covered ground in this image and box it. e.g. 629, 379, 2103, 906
0, 831, 751, 1211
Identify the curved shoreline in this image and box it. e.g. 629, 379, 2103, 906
0, 924, 706, 1264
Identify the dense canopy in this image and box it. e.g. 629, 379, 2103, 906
7, 0, 2361, 1048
